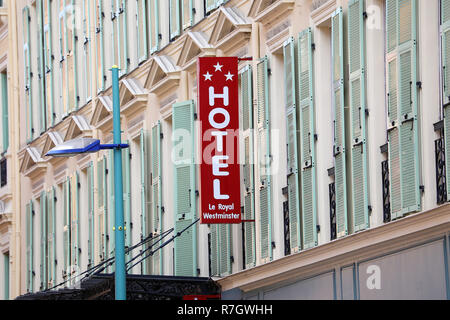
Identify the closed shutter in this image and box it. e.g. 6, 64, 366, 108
26, 201, 34, 292
88, 163, 94, 267
23, 7, 33, 142
256, 57, 272, 262
108, 150, 115, 268
47, 188, 56, 287
111, 0, 128, 74
122, 142, 132, 261
332, 8, 348, 238
283, 37, 301, 253
71, 173, 80, 269
173, 100, 197, 277
386, 0, 420, 220
149, 0, 160, 54
39, 192, 47, 290
140, 129, 149, 273
298, 28, 318, 249
67, 0, 78, 112
441, 0, 450, 200
348, 0, 369, 232
44, 0, 55, 126
150, 123, 162, 274
210, 224, 232, 276
37, 0, 47, 134
63, 178, 71, 279
97, 157, 107, 261
240, 66, 256, 268
83, 0, 92, 102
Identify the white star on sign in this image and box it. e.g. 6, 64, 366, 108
203, 71, 213, 81
213, 62, 223, 72
225, 72, 234, 81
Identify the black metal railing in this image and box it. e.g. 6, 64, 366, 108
0, 158, 6, 188
435, 135, 447, 204
283, 201, 290, 256
382, 160, 391, 223
329, 183, 337, 241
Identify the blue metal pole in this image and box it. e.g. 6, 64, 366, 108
112, 66, 126, 300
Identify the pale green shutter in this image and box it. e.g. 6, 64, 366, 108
83, 0, 92, 102
118, 0, 128, 74
108, 150, 115, 266
140, 129, 148, 273
37, 0, 47, 134
210, 224, 232, 276
256, 57, 272, 262
1, 72, 9, 152
137, 0, 148, 62
68, 0, 78, 111
206, 0, 216, 13
173, 100, 197, 276
63, 178, 70, 278
44, 0, 55, 126
182, 0, 194, 30
283, 37, 301, 253
122, 142, 132, 256
47, 188, 56, 287
149, 0, 160, 53
95, 0, 105, 92
332, 8, 348, 238
240, 66, 256, 268
387, 0, 420, 220
298, 28, 318, 249
170, 0, 181, 39
441, 0, 450, 200
150, 123, 162, 274
39, 192, 47, 290
26, 201, 34, 292
23, 7, 33, 142
348, 0, 369, 232
97, 156, 108, 261
72, 173, 80, 268
88, 163, 94, 266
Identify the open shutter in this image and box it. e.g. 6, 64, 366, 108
122, 142, 132, 259
441, 0, 450, 200
182, 0, 194, 30
118, 0, 128, 74
150, 123, 162, 274
108, 150, 115, 267
209, 224, 232, 276
169, 0, 181, 40
387, 0, 420, 220
82, 0, 92, 102
95, 0, 105, 92
140, 129, 148, 273
348, 0, 369, 232
240, 66, 256, 268
149, 0, 160, 53
44, 0, 55, 126
137, 0, 148, 62
332, 8, 348, 238
298, 28, 318, 249
71, 173, 80, 269
256, 57, 272, 262
39, 192, 47, 290
173, 100, 197, 277
37, 0, 47, 134
23, 7, 33, 142
97, 157, 106, 261
283, 37, 301, 253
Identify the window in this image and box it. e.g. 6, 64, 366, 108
148, 0, 160, 53
205, 0, 224, 14
95, 0, 105, 92
0, 158, 6, 188
111, 0, 128, 75
1, 71, 8, 153
23, 6, 33, 142
169, 0, 193, 40
83, 0, 92, 102
137, 0, 148, 62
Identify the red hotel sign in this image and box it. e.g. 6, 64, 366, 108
198, 57, 241, 224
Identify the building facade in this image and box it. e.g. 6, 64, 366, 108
0, 0, 449, 299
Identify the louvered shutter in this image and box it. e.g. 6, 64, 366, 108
1, 72, 8, 152
149, 0, 160, 53
240, 66, 256, 268
37, 0, 47, 134
169, 0, 181, 39
386, 0, 420, 220
95, 0, 105, 92
140, 129, 149, 273
88, 163, 94, 267
256, 57, 272, 262
122, 142, 132, 257
348, 0, 370, 232
108, 150, 115, 268
137, 0, 148, 62
39, 192, 47, 290
182, 0, 194, 30
441, 0, 450, 200
71, 173, 80, 269
298, 28, 318, 249
173, 100, 197, 276
283, 37, 301, 253
150, 123, 162, 274
26, 201, 34, 292
209, 224, 232, 276
332, 8, 348, 238
47, 188, 56, 287
63, 178, 71, 278
97, 157, 107, 261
